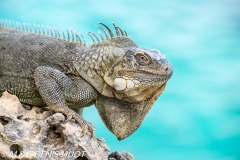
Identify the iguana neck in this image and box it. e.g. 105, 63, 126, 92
70, 44, 125, 97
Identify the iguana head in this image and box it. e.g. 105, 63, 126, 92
93, 23, 173, 140
110, 47, 173, 103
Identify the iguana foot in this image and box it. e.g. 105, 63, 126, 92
57, 107, 95, 136
70, 113, 95, 137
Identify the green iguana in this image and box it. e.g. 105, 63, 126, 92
0, 20, 173, 140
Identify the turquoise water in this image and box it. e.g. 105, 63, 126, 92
0, 0, 240, 159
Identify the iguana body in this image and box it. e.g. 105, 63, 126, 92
0, 20, 173, 140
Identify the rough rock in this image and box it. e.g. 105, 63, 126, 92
108, 151, 134, 160
0, 91, 111, 160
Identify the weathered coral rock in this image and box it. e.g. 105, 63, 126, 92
0, 91, 110, 160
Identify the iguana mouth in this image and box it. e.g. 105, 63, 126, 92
126, 69, 167, 76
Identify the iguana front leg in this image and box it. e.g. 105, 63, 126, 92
34, 66, 97, 133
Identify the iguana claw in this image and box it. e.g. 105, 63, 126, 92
66, 112, 94, 137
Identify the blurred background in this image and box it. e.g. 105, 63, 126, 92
0, 0, 239, 159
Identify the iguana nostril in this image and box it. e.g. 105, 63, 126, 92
165, 67, 168, 71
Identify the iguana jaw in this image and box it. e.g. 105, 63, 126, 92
113, 71, 168, 92
112, 62, 172, 103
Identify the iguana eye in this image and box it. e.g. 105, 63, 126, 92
136, 53, 149, 64
140, 55, 148, 61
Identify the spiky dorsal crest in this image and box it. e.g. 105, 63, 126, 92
0, 19, 137, 47
88, 22, 137, 48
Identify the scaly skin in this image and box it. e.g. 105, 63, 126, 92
0, 20, 173, 140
